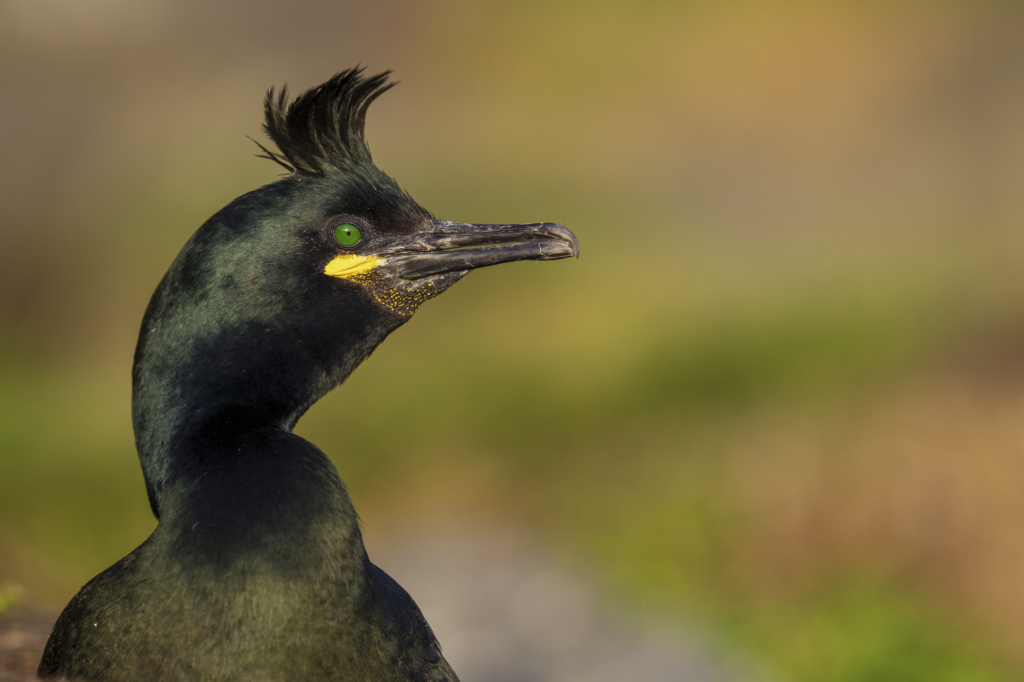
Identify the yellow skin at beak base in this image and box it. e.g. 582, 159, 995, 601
324, 254, 382, 278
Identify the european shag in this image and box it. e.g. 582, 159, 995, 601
38, 68, 578, 681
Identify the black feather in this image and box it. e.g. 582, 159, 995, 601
245, 135, 295, 174
262, 66, 396, 174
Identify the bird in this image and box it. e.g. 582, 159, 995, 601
37, 67, 578, 681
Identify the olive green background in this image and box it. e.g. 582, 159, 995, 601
3, 1, 1024, 680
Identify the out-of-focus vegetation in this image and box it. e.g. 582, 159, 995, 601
3, 1, 1024, 680
0, 583, 22, 615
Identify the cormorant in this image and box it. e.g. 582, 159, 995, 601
37, 67, 578, 681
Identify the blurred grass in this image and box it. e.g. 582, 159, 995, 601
4, 1, 1024, 680
0, 583, 22, 615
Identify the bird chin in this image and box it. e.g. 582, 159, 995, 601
345, 268, 467, 318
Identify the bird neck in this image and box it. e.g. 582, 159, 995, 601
131, 288, 405, 519
154, 425, 367, 578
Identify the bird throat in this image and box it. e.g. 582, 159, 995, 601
325, 253, 441, 316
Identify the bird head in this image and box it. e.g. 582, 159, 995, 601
258, 68, 578, 318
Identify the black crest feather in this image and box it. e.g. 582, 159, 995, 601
261, 67, 396, 174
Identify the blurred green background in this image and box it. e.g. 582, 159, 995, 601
3, 0, 1024, 679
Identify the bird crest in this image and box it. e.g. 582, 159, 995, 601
258, 66, 395, 174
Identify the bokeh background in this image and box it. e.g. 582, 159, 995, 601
3, 0, 1024, 680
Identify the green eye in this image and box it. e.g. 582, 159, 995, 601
334, 223, 362, 247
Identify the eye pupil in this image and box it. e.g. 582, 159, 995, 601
334, 223, 362, 247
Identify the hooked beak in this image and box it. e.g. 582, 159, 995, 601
383, 221, 580, 280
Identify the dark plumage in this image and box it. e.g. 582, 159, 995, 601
260, 70, 394, 173
37, 67, 578, 681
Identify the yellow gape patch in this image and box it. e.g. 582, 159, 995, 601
324, 254, 381, 278
324, 253, 438, 316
